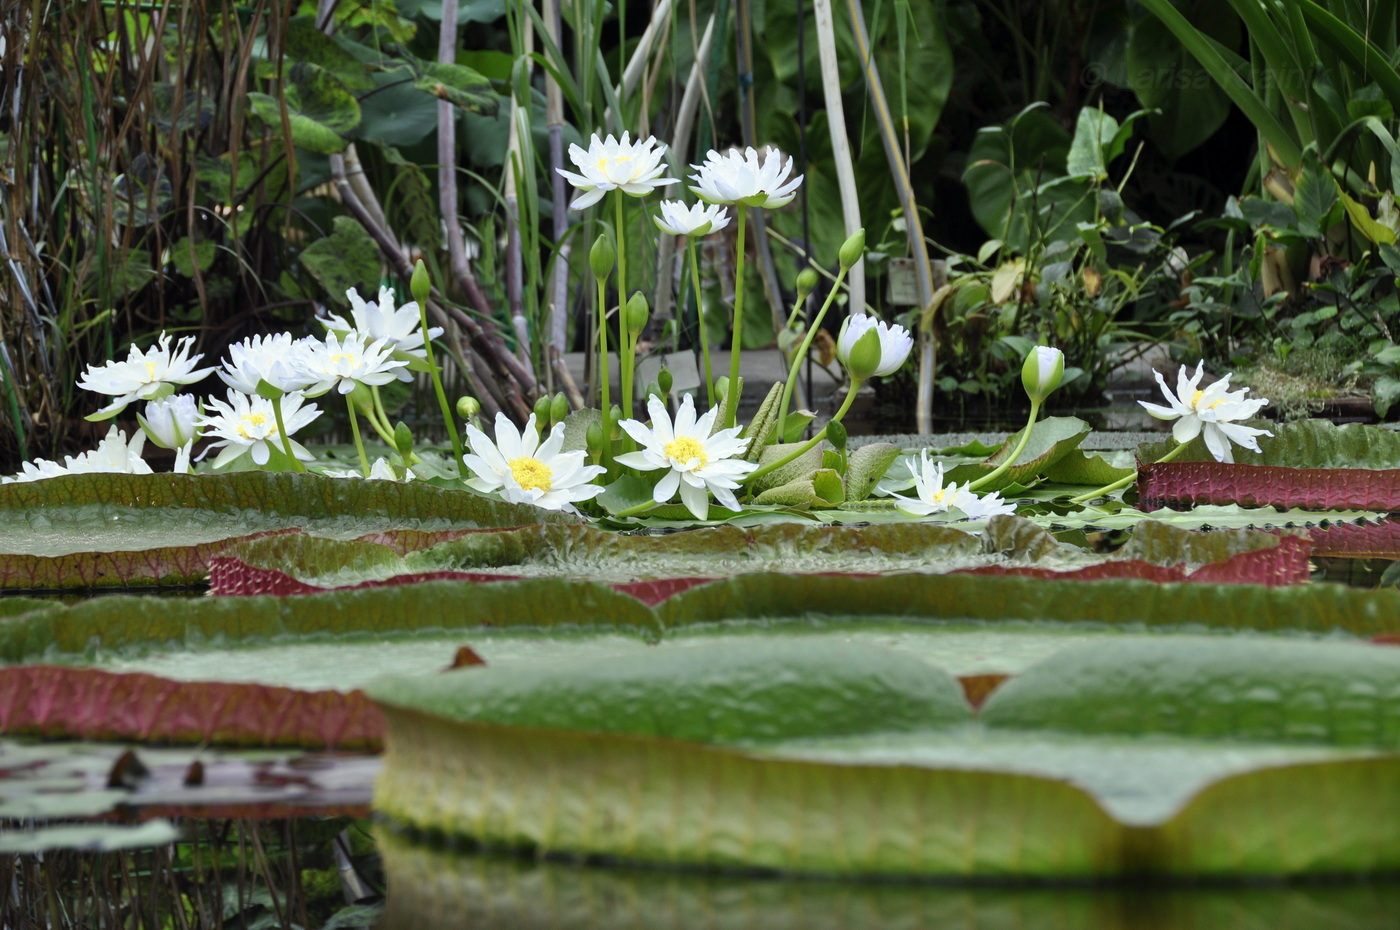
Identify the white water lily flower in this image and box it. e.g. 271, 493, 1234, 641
557, 132, 677, 210
137, 394, 202, 450
653, 200, 731, 237
199, 390, 321, 469
1139, 362, 1272, 463
837, 313, 914, 379
293, 332, 408, 396
615, 393, 757, 520
219, 333, 308, 395
2, 426, 154, 483
318, 286, 443, 381
463, 413, 605, 513
322, 457, 414, 481
891, 451, 1016, 520
76, 332, 215, 417
689, 146, 804, 209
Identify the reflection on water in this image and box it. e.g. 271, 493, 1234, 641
376, 830, 1400, 930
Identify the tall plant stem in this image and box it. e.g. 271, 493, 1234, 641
685, 237, 715, 407
345, 394, 371, 477
615, 192, 635, 420
270, 397, 305, 473
595, 274, 613, 472
417, 307, 466, 476
724, 206, 748, 429
742, 378, 862, 487
368, 386, 400, 445
966, 400, 1040, 493
777, 265, 848, 437
1069, 439, 1192, 505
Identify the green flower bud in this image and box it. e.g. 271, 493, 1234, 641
645, 380, 662, 402
411, 259, 431, 307
826, 418, 848, 452
348, 382, 375, 417
713, 376, 730, 399
608, 404, 623, 438
1021, 345, 1065, 404
590, 233, 616, 283
550, 392, 570, 424
394, 421, 415, 457
585, 421, 604, 456
656, 367, 673, 396
844, 327, 884, 382
456, 396, 481, 419
796, 268, 819, 299
838, 229, 866, 271
533, 394, 552, 427
625, 292, 650, 337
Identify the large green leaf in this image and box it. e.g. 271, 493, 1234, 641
1126, 1, 1238, 159
0, 471, 571, 559
367, 640, 972, 745
247, 62, 361, 154
945, 416, 1091, 490
1141, 418, 1400, 469
300, 215, 382, 301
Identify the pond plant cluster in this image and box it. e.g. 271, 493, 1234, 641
10, 2, 1400, 928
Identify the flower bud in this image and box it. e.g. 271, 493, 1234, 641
838, 229, 866, 271
645, 380, 663, 402
585, 421, 605, 457
713, 376, 730, 399
411, 259, 431, 307
796, 268, 819, 300
394, 421, 415, 456
608, 404, 623, 438
826, 418, 848, 453
625, 292, 650, 337
656, 367, 673, 396
590, 233, 615, 282
533, 394, 552, 427
843, 326, 884, 381
138, 394, 202, 450
456, 396, 481, 419
550, 392, 570, 424
1021, 345, 1065, 404
348, 382, 376, 417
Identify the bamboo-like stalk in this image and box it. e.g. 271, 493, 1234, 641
503, 16, 534, 369
842, 0, 935, 433
544, 0, 568, 394
651, 13, 715, 326
810, 0, 865, 314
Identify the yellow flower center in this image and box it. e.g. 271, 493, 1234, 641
933, 486, 950, 503
664, 436, 708, 468
330, 352, 356, 366
1190, 389, 1225, 410
144, 361, 157, 380
509, 456, 553, 492
595, 156, 610, 172
235, 412, 272, 440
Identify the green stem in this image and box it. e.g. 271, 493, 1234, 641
724, 206, 748, 429
270, 396, 306, 473
613, 498, 660, 519
966, 400, 1041, 492
615, 191, 635, 420
417, 305, 466, 477
1068, 438, 1192, 506
742, 378, 862, 487
777, 265, 848, 438
686, 237, 715, 407
368, 386, 399, 445
345, 393, 371, 477
595, 274, 612, 472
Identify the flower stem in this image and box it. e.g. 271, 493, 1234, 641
368, 386, 399, 446
345, 393, 371, 477
724, 206, 748, 429
416, 302, 466, 476
686, 237, 715, 407
777, 265, 848, 439
595, 273, 612, 472
966, 400, 1041, 493
1068, 438, 1191, 505
270, 397, 305, 473
613, 499, 659, 519
742, 378, 862, 487
615, 191, 635, 420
